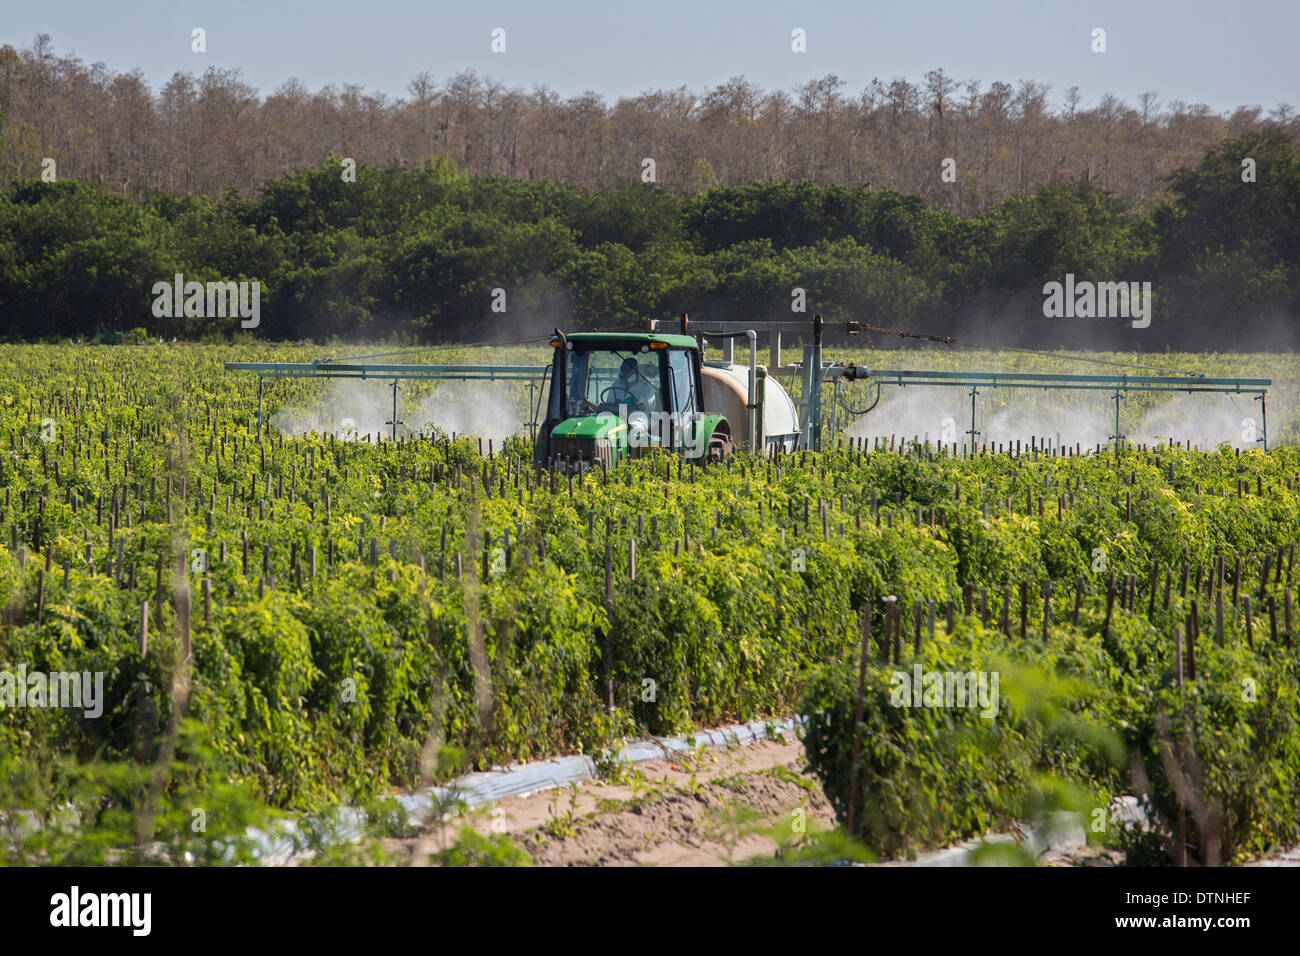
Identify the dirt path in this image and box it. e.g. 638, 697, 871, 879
387, 737, 836, 866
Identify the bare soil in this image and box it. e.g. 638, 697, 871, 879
386, 737, 837, 867
385, 736, 1300, 867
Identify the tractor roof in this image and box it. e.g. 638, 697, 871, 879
563, 331, 698, 349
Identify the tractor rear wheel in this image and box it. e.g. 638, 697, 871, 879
707, 429, 734, 463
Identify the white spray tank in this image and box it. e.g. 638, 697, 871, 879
698, 329, 799, 453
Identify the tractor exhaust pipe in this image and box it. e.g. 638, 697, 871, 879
539, 327, 567, 465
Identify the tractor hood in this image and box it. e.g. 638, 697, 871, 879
550, 415, 627, 441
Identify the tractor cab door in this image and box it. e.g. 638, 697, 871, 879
663, 347, 705, 451
667, 348, 698, 418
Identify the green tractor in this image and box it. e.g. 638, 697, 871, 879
533, 329, 800, 471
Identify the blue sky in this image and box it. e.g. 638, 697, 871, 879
5, 0, 1296, 113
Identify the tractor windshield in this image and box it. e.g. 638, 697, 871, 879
562, 347, 664, 417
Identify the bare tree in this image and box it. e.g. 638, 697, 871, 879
1139, 91, 1161, 126
1064, 86, 1082, 121
924, 68, 958, 123
3, 37, 1292, 210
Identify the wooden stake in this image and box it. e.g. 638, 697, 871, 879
1041, 579, 1052, 641
1215, 585, 1224, 646
604, 538, 614, 714
1103, 572, 1116, 639
1019, 581, 1028, 639
153, 554, 164, 628
1286, 590, 1294, 647
1148, 561, 1159, 617
846, 607, 872, 839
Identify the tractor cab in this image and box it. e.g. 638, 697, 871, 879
534, 331, 731, 471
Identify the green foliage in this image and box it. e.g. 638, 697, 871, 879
0, 719, 281, 865
3, 131, 1297, 343
1, 342, 1298, 864
799, 626, 1104, 857
742, 821, 879, 867
800, 521, 1300, 862
430, 827, 532, 867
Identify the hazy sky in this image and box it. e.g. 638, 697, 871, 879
5, 0, 1297, 114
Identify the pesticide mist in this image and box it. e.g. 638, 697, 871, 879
410, 381, 527, 445
844, 385, 1279, 451
1130, 393, 1277, 451
271, 378, 528, 445
844, 386, 1113, 451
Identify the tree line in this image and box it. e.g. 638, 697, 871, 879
2, 127, 1296, 350
2, 35, 1297, 213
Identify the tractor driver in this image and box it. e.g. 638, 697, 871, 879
615, 357, 659, 412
